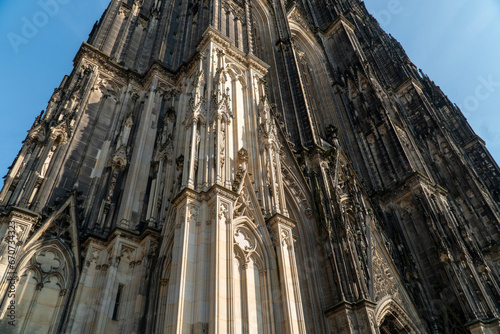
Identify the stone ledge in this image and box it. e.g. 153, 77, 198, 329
325, 299, 377, 318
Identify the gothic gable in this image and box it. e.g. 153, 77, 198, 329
23, 194, 82, 269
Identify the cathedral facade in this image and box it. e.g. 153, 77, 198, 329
1, 0, 500, 333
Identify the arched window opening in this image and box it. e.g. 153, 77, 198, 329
3, 245, 70, 334
295, 46, 322, 136
379, 313, 413, 334
112, 284, 124, 321
380, 313, 401, 333
232, 222, 268, 334
376, 300, 419, 334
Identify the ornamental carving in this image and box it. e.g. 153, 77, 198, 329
219, 203, 229, 224
233, 226, 258, 265
281, 164, 309, 210
42, 214, 73, 246
26, 247, 69, 289
86, 249, 101, 267
36, 250, 62, 273
186, 94, 205, 125
280, 230, 291, 248
188, 205, 199, 225
234, 228, 254, 252
40, 145, 57, 178
50, 123, 69, 144
258, 97, 278, 147
111, 145, 128, 170
222, 0, 244, 20
28, 124, 47, 143
288, 7, 312, 31
211, 90, 232, 122
233, 187, 256, 222
232, 148, 248, 193
372, 239, 399, 302
11, 211, 40, 225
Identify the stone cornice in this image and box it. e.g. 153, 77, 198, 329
143, 61, 177, 88
171, 184, 239, 207
76, 35, 269, 92
374, 171, 448, 205
464, 318, 500, 331
82, 234, 108, 248
462, 135, 486, 151
325, 299, 377, 317
322, 15, 356, 37
395, 77, 423, 96
75, 43, 177, 91
1, 206, 41, 224
287, 6, 313, 32
197, 26, 270, 75
75, 43, 142, 85
107, 226, 161, 245
171, 187, 200, 207
267, 213, 297, 230
206, 184, 239, 202
83, 225, 161, 249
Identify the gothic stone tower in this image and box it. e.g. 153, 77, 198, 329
1, 0, 500, 333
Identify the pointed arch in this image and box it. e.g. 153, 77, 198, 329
0, 194, 80, 333
280, 159, 337, 333
226, 63, 247, 88
232, 217, 267, 261
289, 24, 337, 134
1, 239, 76, 334
233, 176, 268, 228
231, 215, 274, 334
145, 207, 176, 334
375, 298, 419, 334
280, 160, 313, 223
250, 0, 277, 62
225, 62, 250, 152
23, 195, 82, 269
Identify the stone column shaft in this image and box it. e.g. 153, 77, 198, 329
268, 214, 306, 334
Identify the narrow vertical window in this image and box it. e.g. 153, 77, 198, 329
112, 284, 124, 321
234, 18, 239, 48
168, 51, 174, 65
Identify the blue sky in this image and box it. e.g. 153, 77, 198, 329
363, 0, 500, 167
0, 0, 499, 179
